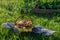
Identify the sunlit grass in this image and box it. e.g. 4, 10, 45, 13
0, 0, 60, 40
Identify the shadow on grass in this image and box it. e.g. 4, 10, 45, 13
19, 32, 60, 40
19, 32, 48, 40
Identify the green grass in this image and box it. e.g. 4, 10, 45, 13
0, 0, 60, 40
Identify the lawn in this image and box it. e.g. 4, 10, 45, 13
0, 0, 60, 40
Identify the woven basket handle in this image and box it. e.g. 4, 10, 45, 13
15, 14, 33, 25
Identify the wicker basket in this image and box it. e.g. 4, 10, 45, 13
14, 14, 33, 32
